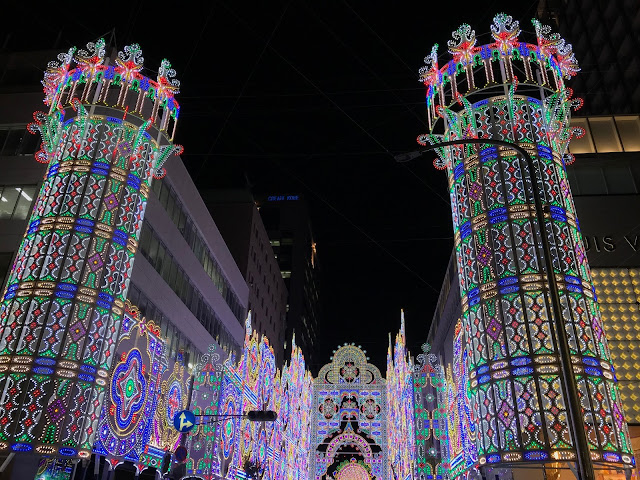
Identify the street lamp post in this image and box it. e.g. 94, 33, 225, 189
396, 137, 595, 480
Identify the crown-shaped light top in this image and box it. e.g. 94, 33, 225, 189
419, 14, 580, 133
41, 39, 181, 140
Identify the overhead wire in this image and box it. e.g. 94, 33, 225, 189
210, 0, 446, 293
306, 1, 451, 206
193, 0, 293, 183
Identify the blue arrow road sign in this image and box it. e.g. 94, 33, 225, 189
173, 410, 196, 433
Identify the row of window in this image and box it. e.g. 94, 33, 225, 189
151, 178, 245, 322
569, 115, 640, 154
138, 221, 241, 358
0, 126, 40, 157
567, 163, 640, 195
0, 185, 37, 220
127, 284, 198, 367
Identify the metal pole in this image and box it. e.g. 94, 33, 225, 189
397, 138, 595, 480
0, 452, 14, 473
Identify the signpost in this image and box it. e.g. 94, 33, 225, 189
173, 410, 196, 433
172, 410, 277, 433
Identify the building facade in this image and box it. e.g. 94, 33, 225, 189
565, 115, 640, 445
537, 0, 640, 116
257, 194, 323, 374
202, 189, 288, 367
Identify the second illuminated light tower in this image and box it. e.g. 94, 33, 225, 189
417, 14, 633, 472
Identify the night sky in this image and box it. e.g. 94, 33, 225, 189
9, 0, 539, 370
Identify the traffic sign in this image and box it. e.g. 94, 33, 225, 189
173, 410, 196, 433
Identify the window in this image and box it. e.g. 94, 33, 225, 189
151, 179, 246, 323
0, 252, 14, 287
0, 127, 40, 156
588, 117, 622, 153
0, 185, 37, 220
615, 116, 640, 151
604, 165, 637, 194
135, 224, 241, 358
568, 118, 595, 154
576, 167, 607, 195
159, 183, 169, 208
146, 234, 159, 268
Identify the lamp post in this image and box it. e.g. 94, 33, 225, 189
396, 137, 595, 480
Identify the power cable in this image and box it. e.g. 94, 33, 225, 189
304, 2, 450, 206
193, 0, 293, 183
268, 157, 441, 293
181, 3, 217, 77
214, 0, 393, 158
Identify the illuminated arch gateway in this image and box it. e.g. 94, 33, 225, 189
312, 344, 387, 480
0, 39, 181, 458
417, 13, 633, 471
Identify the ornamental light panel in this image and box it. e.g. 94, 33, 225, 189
417, 14, 633, 471
312, 344, 387, 480
185, 314, 314, 480
0, 39, 182, 458
386, 313, 453, 480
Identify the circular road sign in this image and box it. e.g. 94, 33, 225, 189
173, 410, 196, 433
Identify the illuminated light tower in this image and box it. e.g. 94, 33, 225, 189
0, 39, 182, 460
413, 14, 633, 478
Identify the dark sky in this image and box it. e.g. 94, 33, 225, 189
8, 0, 539, 370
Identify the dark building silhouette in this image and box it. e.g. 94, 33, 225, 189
537, 0, 640, 115
202, 189, 288, 367
257, 194, 323, 374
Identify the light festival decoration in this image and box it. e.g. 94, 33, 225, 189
273, 334, 314, 480
312, 343, 387, 480
184, 343, 226, 479
0, 39, 182, 458
412, 342, 450, 480
93, 302, 165, 466
416, 13, 633, 471
446, 320, 477, 478
386, 312, 416, 480
148, 351, 190, 456
386, 315, 452, 480
184, 313, 314, 480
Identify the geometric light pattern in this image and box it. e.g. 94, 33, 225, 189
417, 14, 634, 471
386, 313, 416, 480
387, 315, 451, 480
334, 458, 372, 480
0, 39, 181, 459
184, 343, 226, 479
149, 356, 190, 456
414, 348, 449, 480
313, 344, 387, 480
446, 320, 477, 477
593, 269, 640, 424
184, 313, 314, 480
93, 302, 165, 465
